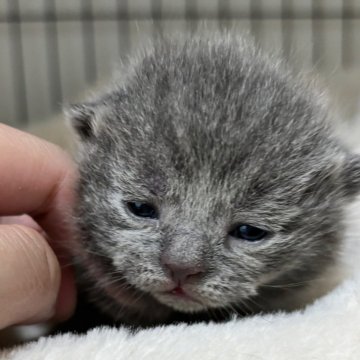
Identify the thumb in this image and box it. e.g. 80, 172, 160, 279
0, 225, 61, 329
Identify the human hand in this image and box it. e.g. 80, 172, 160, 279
0, 124, 77, 329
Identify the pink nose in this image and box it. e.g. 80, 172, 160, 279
163, 261, 205, 284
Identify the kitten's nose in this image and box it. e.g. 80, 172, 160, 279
163, 261, 205, 284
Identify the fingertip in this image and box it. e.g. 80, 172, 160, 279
0, 225, 61, 328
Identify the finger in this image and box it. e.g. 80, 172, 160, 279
0, 215, 44, 234
54, 266, 77, 322
0, 225, 62, 329
0, 217, 77, 323
0, 124, 76, 216
0, 124, 77, 252
0, 125, 78, 321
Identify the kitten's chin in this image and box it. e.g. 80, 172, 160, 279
153, 292, 207, 313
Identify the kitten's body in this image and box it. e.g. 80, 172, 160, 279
66, 33, 360, 327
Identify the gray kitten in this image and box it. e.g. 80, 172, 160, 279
66, 33, 360, 326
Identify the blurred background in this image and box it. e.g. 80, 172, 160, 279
0, 0, 359, 146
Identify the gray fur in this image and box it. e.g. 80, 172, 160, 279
66, 32, 360, 325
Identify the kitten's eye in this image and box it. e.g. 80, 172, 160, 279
229, 224, 267, 242
127, 202, 158, 219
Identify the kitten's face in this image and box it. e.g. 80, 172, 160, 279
68, 35, 360, 320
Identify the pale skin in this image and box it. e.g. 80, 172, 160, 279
0, 124, 77, 330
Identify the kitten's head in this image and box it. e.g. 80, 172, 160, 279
67, 34, 360, 319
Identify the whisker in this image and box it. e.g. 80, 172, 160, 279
226, 303, 243, 318
207, 307, 221, 322
260, 277, 330, 289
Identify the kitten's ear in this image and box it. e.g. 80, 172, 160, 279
64, 103, 98, 140
343, 155, 360, 197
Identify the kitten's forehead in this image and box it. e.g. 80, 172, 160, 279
101, 37, 332, 170
88, 36, 343, 212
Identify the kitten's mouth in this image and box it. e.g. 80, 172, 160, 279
82, 251, 206, 313
157, 285, 205, 311
166, 286, 197, 301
